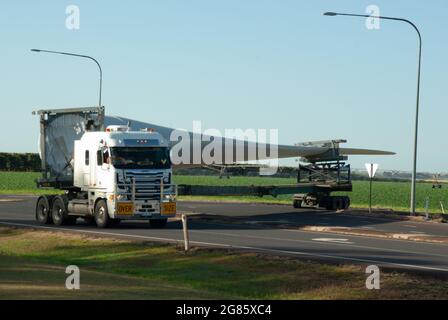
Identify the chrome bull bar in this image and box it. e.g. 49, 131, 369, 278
115, 178, 178, 201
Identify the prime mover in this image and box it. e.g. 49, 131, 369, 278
33, 107, 177, 228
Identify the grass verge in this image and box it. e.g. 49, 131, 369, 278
0, 226, 447, 300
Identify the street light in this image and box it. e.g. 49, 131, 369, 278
323, 12, 422, 215
30, 49, 103, 108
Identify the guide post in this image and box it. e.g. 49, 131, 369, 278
181, 214, 190, 252
365, 163, 379, 214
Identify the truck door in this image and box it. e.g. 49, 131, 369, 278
91, 147, 109, 188
83, 150, 91, 187
90, 149, 102, 187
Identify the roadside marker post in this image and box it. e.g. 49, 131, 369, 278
424, 197, 430, 221
365, 163, 379, 214
181, 214, 190, 252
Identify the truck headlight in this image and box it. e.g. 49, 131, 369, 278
116, 194, 127, 201
164, 194, 176, 201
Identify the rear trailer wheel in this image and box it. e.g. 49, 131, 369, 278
149, 218, 168, 228
51, 196, 70, 226
337, 197, 344, 210
94, 200, 110, 228
343, 196, 350, 210
36, 196, 53, 225
293, 199, 302, 209
324, 198, 333, 210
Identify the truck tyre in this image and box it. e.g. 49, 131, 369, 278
329, 197, 343, 211
293, 199, 302, 209
52, 196, 71, 226
36, 196, 53, 225
326, 198, 331, 210
149, 218, 167, 228
335, 197, 344, 211
344, 196, 351, 210
94, 199, 110, 228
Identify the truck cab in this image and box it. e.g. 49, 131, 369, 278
34, 107, 177, 228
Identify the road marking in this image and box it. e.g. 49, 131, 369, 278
189, 219, 448, 255
246, 220, 289, 225
1, 221, 448, 273
312, 238, 354, 244
283, 228, 448, 247
174, 226, 448, 259
404, 225, 418, 228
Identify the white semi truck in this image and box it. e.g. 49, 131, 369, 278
34, 107, 177, 228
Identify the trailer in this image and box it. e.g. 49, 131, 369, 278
33, 107, 177, 228
177, 143, 353, 211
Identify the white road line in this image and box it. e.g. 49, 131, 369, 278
1, 221, 448, 273
312, 238, 354, 244
189, 229, 448, 258
192, 219, 448, 251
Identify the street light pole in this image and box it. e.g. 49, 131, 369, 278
323, 12, 422, 215
30, 49, 103, 108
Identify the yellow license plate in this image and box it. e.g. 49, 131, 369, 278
117, 203, 134, 215
161, 202, 176, 216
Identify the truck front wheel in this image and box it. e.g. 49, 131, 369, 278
36, 196, 53, 225
94, 199, 110, 228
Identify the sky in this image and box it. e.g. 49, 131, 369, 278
0, 1, 447, 172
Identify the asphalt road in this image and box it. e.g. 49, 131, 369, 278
1, 195, 448, 273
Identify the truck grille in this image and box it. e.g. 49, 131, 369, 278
117, 171, 173, 200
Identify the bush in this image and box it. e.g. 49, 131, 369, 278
0, 153, 41, 172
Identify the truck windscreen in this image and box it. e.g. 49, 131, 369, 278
110, 147, 171, 169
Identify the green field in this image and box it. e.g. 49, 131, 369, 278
174, 175, 447, 214
0, 172, 57, 195
1, 172, 447, 214
1, 227, 447, 300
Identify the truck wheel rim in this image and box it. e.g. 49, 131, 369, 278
38, 204, 47, 219
55, 206, 62, 220
98, 206, 106, 221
